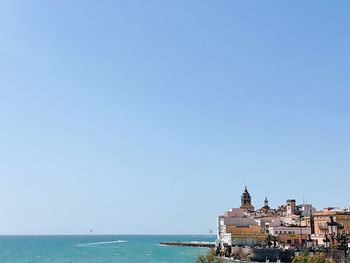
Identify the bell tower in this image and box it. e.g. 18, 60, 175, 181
240, 186, 254, 211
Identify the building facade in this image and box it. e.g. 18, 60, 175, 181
312, 208, 350, 245
268, 225, 311, 247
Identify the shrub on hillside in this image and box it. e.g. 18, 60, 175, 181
195, 249, 225, 263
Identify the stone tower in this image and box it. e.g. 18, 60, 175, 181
240, 186, 254, 211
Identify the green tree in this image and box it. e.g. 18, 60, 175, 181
196, 249, 225, 263
292, 252, 333, 263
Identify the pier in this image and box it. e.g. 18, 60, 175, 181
160, 241, 215, 248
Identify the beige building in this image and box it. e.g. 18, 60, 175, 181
269, 225, 311, 247
312, 208, 350, 245
224, 217, 267, 246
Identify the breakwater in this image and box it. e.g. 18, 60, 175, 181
160, 241, 215, 248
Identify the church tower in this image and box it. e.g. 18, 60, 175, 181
240, 186, 254, 211
263, 196, 270, 210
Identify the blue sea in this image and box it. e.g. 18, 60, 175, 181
0, 235, 215, 263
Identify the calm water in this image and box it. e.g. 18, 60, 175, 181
0, 235, 214, 263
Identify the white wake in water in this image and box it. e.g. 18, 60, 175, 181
76, 240, 128, 247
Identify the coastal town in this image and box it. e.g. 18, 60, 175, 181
216, 186, 350, 261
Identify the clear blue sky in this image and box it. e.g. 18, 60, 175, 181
0, 0, 349, 235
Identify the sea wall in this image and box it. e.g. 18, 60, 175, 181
225, 247, 349, 262
230, 247, 294, 262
